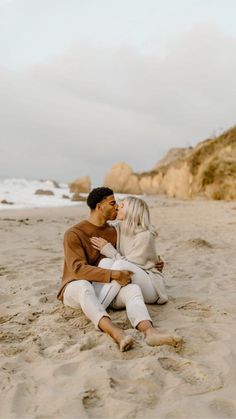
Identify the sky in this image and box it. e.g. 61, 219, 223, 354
1, 0, 236, 183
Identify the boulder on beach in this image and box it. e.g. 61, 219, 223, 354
62, 194, 70, 199
35, 189, 54, 196
1, 199, 14, 205
71, 193, 87, 202
69, 176, 91, 193
104, 162, 141, 194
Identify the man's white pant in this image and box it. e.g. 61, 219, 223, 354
63, 271, 152, 330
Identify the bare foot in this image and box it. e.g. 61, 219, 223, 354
112, 327, 134, 352
145, 328, 182, 350
119, 335, 134, 352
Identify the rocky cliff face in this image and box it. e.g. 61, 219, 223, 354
104, 162, 141, 194
104, 126, 236, 200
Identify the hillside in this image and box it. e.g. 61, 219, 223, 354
104, 126, 236, 200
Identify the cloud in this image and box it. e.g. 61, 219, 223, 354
1, 24, 236, 182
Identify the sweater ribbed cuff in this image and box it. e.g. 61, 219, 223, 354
101, 243, 119, 259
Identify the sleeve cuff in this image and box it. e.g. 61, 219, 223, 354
101, 243, 119, 259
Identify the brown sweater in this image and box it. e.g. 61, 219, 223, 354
57, 220, 117, 302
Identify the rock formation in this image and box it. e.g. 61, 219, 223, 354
154, 147, 192, 169
69, 176, 91, 193
1, 199, 14, 205
104, 162, 141, 194
71, 193, 87, 202
103, 126, 236, 200
35, 190, 54, 196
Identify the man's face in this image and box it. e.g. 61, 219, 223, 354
98, 195, 118, 220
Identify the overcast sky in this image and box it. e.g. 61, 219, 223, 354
1, 0, 236, 183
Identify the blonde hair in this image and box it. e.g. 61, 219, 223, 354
121, 196, 157, 236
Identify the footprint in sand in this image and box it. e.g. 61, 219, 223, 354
1, 344, 25, 357
158, 356, 223, 395
53, 361, 80, 378
108, 375, 160, 406
82, 389, 104, 410
38, 295, 55, 304
79, 335, 99, 351
210, 398, 236, 418
0, 330, 31, 343
185, 238, 214, 249
107, 361, 161, 407
177, 300, 211, 318
11, 381, 38, 417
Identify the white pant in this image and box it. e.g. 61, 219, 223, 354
63, 277, 152, 330
94, 258, 168, 307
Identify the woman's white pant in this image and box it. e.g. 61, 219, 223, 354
95, 258, 168, 307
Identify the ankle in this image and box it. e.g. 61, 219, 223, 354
137, 320, 153, 333
111, 327, 125, 343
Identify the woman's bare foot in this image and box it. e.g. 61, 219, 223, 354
145, 327, 182, 350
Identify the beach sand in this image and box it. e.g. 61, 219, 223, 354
1, 197, 236, 419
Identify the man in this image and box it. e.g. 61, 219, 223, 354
57, 187, 181, 352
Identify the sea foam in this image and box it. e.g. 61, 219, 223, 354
0, 178, 82, 210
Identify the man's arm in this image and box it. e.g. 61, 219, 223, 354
64, 231, 131, 285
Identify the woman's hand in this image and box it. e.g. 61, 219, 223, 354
156, 255, 164, 272
90, 237, 108, 251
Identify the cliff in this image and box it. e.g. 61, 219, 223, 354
104, 126, 236, 200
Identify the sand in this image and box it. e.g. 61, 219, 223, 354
1, 197, 236, 419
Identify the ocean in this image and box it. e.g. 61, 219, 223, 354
0, 178, 82, 210
0, 178, 131, 211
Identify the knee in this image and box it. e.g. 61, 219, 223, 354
112, 259, 128, 270
123, 283, 143, 299
76, 280, 94, 296
98, 258, 113, 269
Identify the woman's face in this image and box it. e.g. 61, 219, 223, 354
116, 200, 127, 220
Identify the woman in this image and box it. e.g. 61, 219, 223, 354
91, 196, 168, 309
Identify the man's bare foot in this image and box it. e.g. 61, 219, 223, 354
119, 335, 134, 352
145, 328, 182, 350
98, 317, 134, 351
112, 327, 134, 352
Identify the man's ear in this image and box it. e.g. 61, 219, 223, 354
96, 203, 102, 211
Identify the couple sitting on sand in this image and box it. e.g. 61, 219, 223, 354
57, 187, 182, 352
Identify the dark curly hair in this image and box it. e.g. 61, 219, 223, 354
87, 187, 114, 210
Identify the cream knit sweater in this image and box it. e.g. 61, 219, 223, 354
101, 222, 168, 303
101, 223, 158, 270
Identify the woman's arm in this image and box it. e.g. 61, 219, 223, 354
90, 237, 123, 259
90, 230, 159, 268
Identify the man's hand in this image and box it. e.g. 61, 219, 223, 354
111, 270, 133, 286
155, 255, 164, 272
